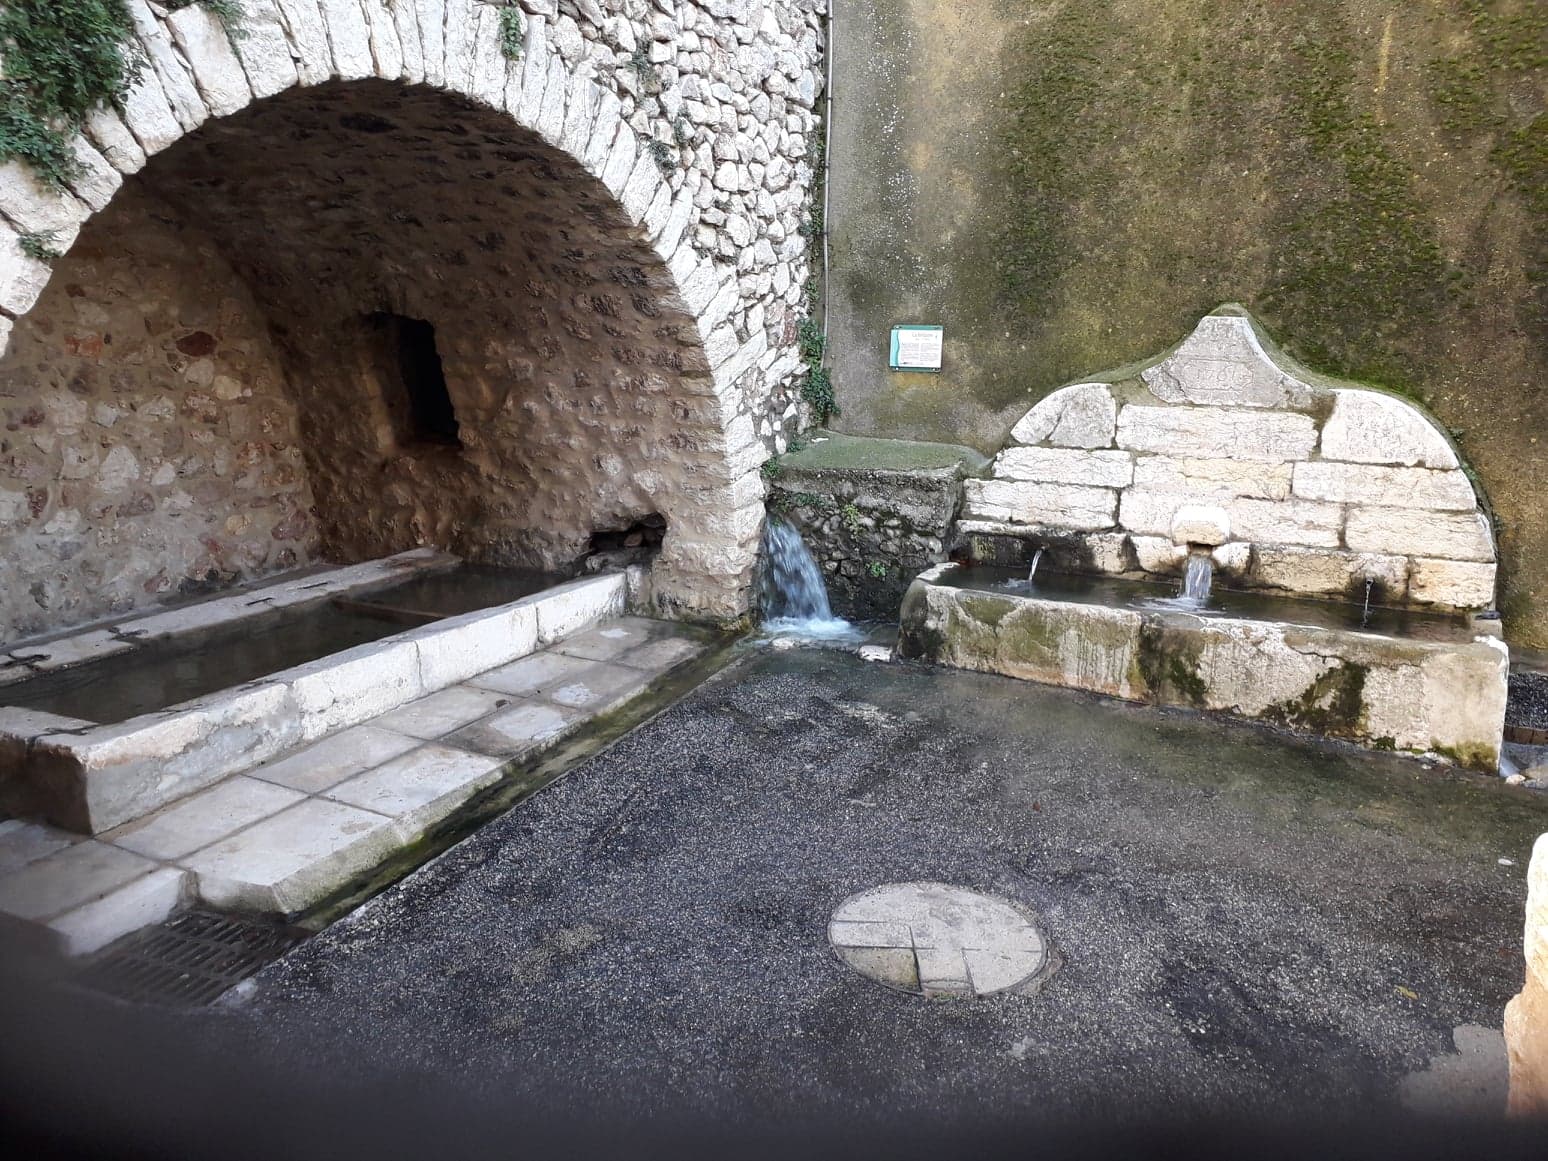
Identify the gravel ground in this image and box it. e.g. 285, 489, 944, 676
1507, 670, 1548, 729
136, 643, 1547, 1125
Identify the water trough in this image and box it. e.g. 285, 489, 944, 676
0, 551, 626, 833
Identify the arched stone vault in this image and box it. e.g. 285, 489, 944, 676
0, 1, 820, 637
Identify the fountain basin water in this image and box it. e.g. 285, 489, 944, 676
899, 563, 1508, 769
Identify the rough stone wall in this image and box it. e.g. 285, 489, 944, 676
828, 0, 1548, 640
0, 0, 828, 629
958, 311, 1497, 611
1506, 832, 1548, 1115
0, 185, 318, 641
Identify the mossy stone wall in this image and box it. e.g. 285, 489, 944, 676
828, 0, 1547, 641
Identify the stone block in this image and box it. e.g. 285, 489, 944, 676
0, 840, 153, 922
1212, 542, 1251, 576
468, 5, 506, 106
0, 819, 79, 875
470, 650, 598, 697
1117, 405, 1317, 462
993, 447, 1132, 488
1506, 833, 1548, 1115
1117, 490, 1182, 538
250, 724, 421, 794
286, 637, 424, 740
446, 700, 582, 758
117, 69, 184, 156
512, 17, 549, 122
416, 0, 448, 87
316, 0, 375, 79
1409, 559, 1497, 609
0, 222, 55, 318
326, 743, 505, 841
1008, 384, 1117, 448
1249, 546, 1409, 600
1292, 462, 1476, 510
441, 0, 480, 92
406, 601, 539, 688
615, 635, 707, 676
64, 136, 123, 211
1345, 508, 1494, 563
1131, 455, 1292, 500
275, 0, 335, 86
230, 0, 300, 98
184, 798, 401, 914
528, 574, 628, 644
1141, 314, 1313, 409
166, 5, 253, 116
1229, 497, 1343, 549
46, 866, 189, 956
552, 617, 666, 662
963, 479, 1117, 531
1170, 505, 1230, 547
544, 663, 651, 712
1320, 390, 1458, 469
560, 79, 601, 158
372, 685, 510, 740
84, 105, 147, 174
108, 775, 304, 861
536, 52, 570, 144
0, 160, 89, 239
391, 0, 425, 82
127, 0, 209, 130
1131, 536, 1187, 574
361, 0, 405, 83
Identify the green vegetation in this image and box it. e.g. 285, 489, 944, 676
646, 137, 675, 175
17, 229, 63, 261
498, 5, 525, 62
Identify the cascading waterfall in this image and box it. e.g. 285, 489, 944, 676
760, 517, 857, 638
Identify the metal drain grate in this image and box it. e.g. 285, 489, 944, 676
75, 911, 304, 1007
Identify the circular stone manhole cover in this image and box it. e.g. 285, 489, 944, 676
828, 882, 1049, 999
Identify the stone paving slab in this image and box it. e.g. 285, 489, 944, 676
0, 614, 716, 947
108, 776, 305, 861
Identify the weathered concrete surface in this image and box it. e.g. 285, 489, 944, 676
827, 0, 1548, 644
1505, 832, 1548, 1114
898, 566, 1508, 769
133, 646, 1548, 1120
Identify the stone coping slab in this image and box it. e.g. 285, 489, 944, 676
899, 563, 1508, 770
0, 566, 628, 833
0, 616, 715, 954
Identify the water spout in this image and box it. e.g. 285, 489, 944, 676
1361, 578, 1374, 628
760, 517, 857, 639
1027, 547, 1044, 584
1181, 551, 1213, 605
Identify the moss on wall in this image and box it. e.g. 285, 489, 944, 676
829, 0, 1548, 642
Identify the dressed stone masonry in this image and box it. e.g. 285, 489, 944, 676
960, 310, 1497, 611
0, 1, 826, 633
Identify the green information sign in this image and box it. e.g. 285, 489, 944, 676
889, 325, 944, 373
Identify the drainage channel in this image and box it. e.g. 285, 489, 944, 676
65, 627, 745, 1007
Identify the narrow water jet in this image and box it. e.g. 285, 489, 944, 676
1182, 551, 1213, 605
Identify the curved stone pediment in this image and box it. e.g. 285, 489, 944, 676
965, 310, 1495, 610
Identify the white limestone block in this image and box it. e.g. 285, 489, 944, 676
963, 479, 1118, 531
361, 0, 405, 82
249, 725, 419, 794
1131, 535, 1187, 573
405, 602, 540, 688
469, 3, 506, 107
993, 447, 1133, 488
0, 222, 55, 317
391, 0, 425, 82
1117, 404, 1317, 463
441, 0, 479, 92
1250, 546, 1406, 597
1229, 497, 1343, 549
536, 53, 570, 143
0, 840, 154, 922
1141, 314, 1314, 409
1408, 558, 1497, 609
1117, 490, 1183, 538
0, 315, 12, 357
1345, 507, 1494, 562
47, 866, 189, 956
621, 152, 663, 221
110, 776, 304, 861
1132, 455, 1292, 500
286, 638, 424, 740
582, 87, 624, 174
316, 0, 375, 79
514, 33, 552, 125
1009, 383, 1117, 448
0, 160, 89, 239
702, 277, 742, 332
1292, 462, 1477, 511
327, 743, 505, 841
601, 123, 639, 193
231, 0, 300, 99
1171, 504, 1230, 547
415, 0, 448, 87
166, 5, 254, 116
126, 0, 209, 130
1320, 390, 1458, 469
1212, 542, 1251, 576
117, 68, 184, 155
64, 136, 122, 211
528, 575, 629, 644
83, 106, 147, 175
274, 0, 335, 86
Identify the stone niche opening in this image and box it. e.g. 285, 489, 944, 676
0, 80, 722, 643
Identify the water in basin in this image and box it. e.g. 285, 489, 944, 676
349, 564, 564, 619
944, 567, 1477, 645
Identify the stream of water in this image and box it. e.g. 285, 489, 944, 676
760, 518, 859, 639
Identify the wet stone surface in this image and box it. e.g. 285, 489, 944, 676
79, 648, 1548, 1120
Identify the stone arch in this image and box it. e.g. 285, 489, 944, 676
0, 1, 776, 637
